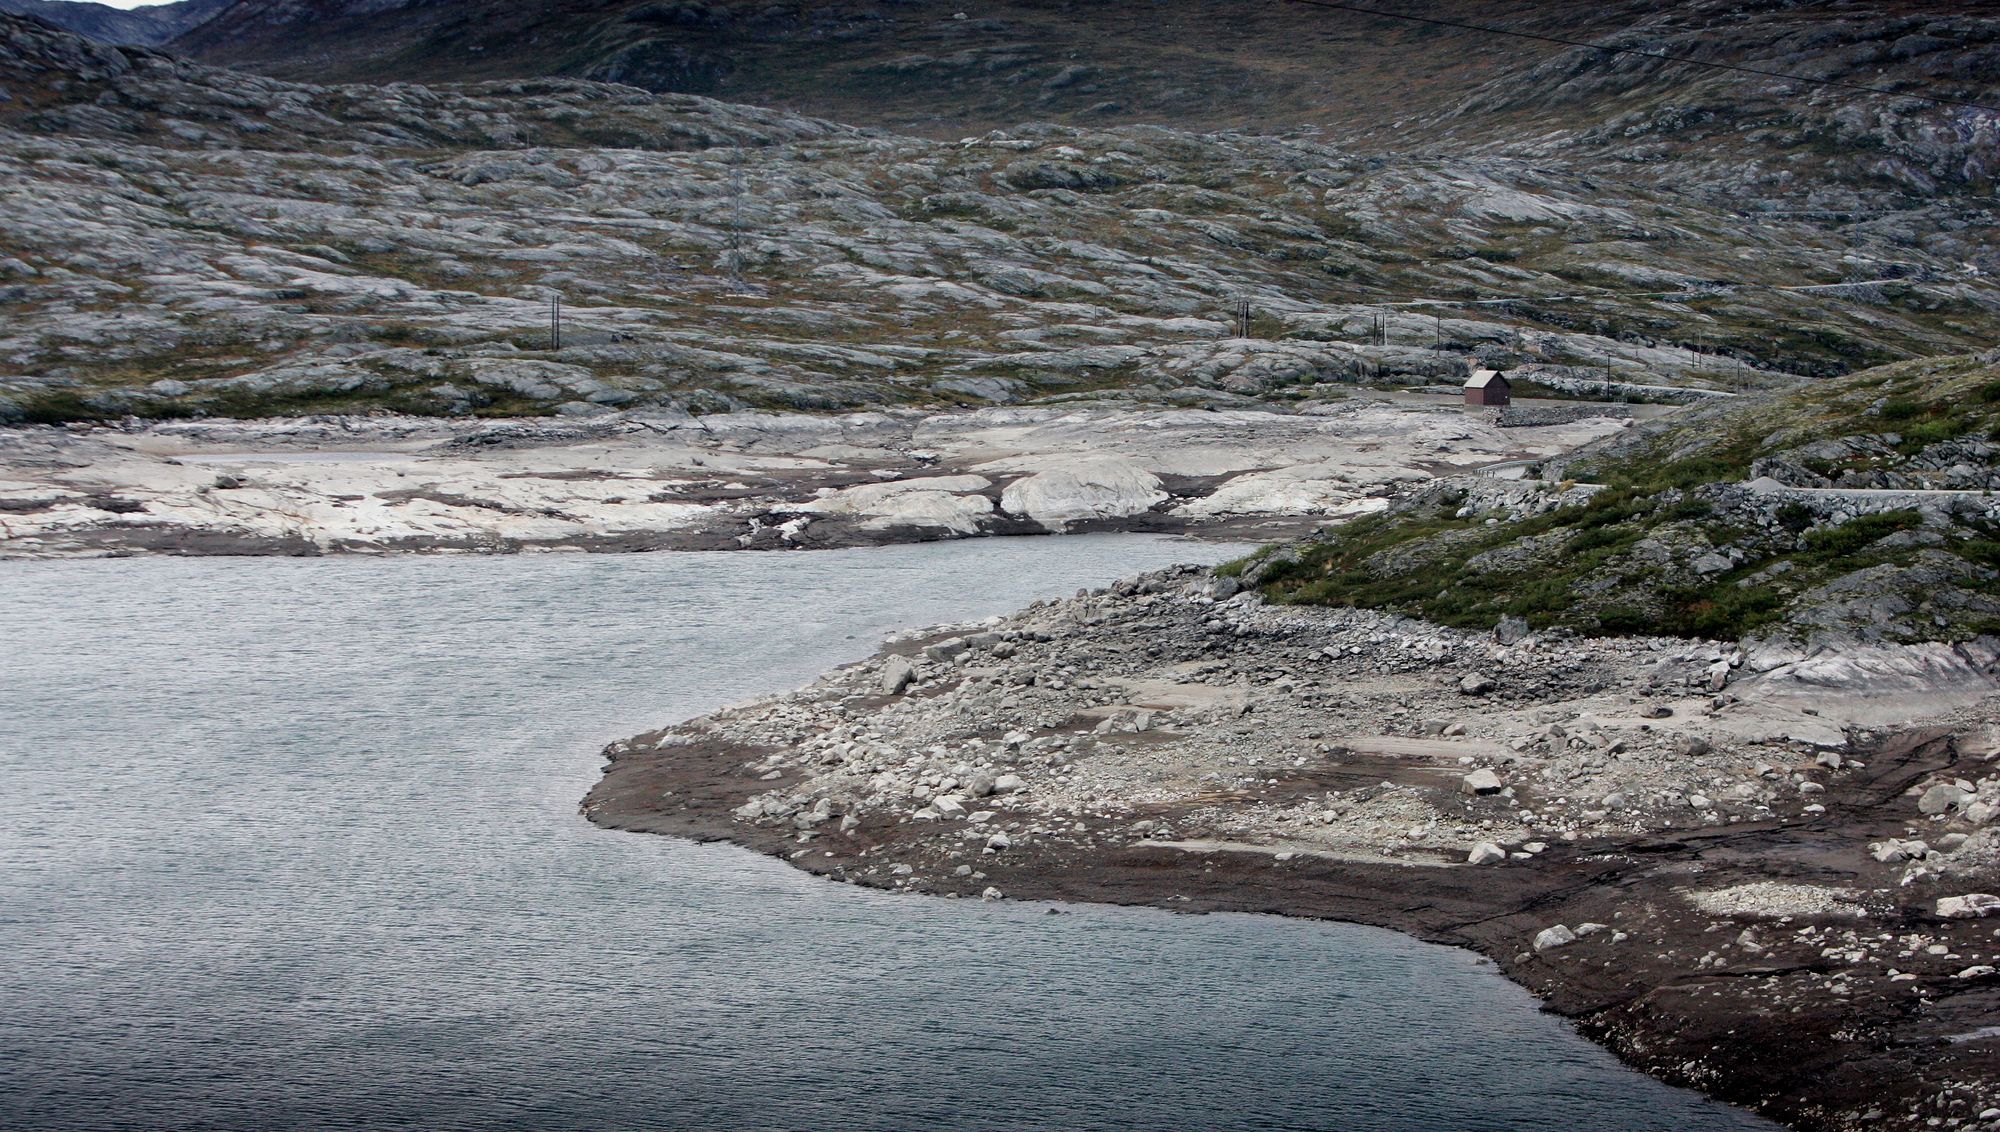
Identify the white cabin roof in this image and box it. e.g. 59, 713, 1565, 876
1464, 369, 1507, 389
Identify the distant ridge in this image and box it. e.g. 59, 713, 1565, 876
0, 0, 229, 45
164, 0, 2000, 141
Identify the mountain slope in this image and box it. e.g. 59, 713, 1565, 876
165, 0, 2000, 170
0, 0, 228, 45
2, 10, 1996, 425
169, 0, 1616, 136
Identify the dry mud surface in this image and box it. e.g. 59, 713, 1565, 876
587, 566, 2000, 1132
0, 399, 1621, 557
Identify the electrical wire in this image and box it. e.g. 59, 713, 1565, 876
1279, 0, 2000, 115
1377, 275, 1932, 309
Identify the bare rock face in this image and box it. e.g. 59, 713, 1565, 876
998, 459, 1167, 531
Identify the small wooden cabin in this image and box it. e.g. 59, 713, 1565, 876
1464, 369, 1511, 407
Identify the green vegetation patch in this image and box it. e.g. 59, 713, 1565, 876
1246, 353, 2000, 644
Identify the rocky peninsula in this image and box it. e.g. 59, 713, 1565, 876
586, 563, 2000, 1132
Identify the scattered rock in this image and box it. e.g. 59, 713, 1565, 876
1937, 894, 2000, 919
1533, 924, 1577, 952
881, 657, 917, 696
1919, 782, 1973, 816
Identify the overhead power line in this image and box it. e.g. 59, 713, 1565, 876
1375, 274, 1930, 310
1279, 0, 2000, 115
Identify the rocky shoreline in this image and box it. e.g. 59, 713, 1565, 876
585, 563, 2000, 1132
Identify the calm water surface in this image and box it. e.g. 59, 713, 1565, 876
0, 537, 1775, 1131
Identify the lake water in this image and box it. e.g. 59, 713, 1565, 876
0, 537, 1775, 1132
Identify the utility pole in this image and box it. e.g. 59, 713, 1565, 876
727, 145, 746, 287
550, 293, 561, 351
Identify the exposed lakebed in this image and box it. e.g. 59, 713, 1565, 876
0, 537, 1772, 1131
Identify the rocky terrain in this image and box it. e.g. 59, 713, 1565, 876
6, 5, 2000, 1125
1255, 351, 2000, 648
161, 1, 2000, 157
583, 350, 2000, 1130
0, 393, 1632, 556
588, 559, 2000, 1132
2, 11, 1997, 428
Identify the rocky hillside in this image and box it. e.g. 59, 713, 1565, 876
164, 1, 2000, 220
165, 0, 1633, 136
0, 0, 228, 45
2, 11, 1995, 424
165, 2, 1999, 158
1250, 350, 2000, 647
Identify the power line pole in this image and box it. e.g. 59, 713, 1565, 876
550, 293, 561, 351
727, 145, 746, 287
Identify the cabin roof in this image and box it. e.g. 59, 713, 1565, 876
1464, 369, 1507, 389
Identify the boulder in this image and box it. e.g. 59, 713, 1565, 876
924, 637, 968, 664
1938, 894, 2000, 919
1705, 660, 1732, 692
1461, 768, 1504, 796
1493, 616, 1531, 646
1458, 674, 1496, 696
1533, 924, 1577, 953
1870, 838, 1929, 862
1673, 735, 1711, 757
881, 656, 917, 696
992, 773, 1027, 795
1467, 842, 1506, 865
1919, 782, 1972, 816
